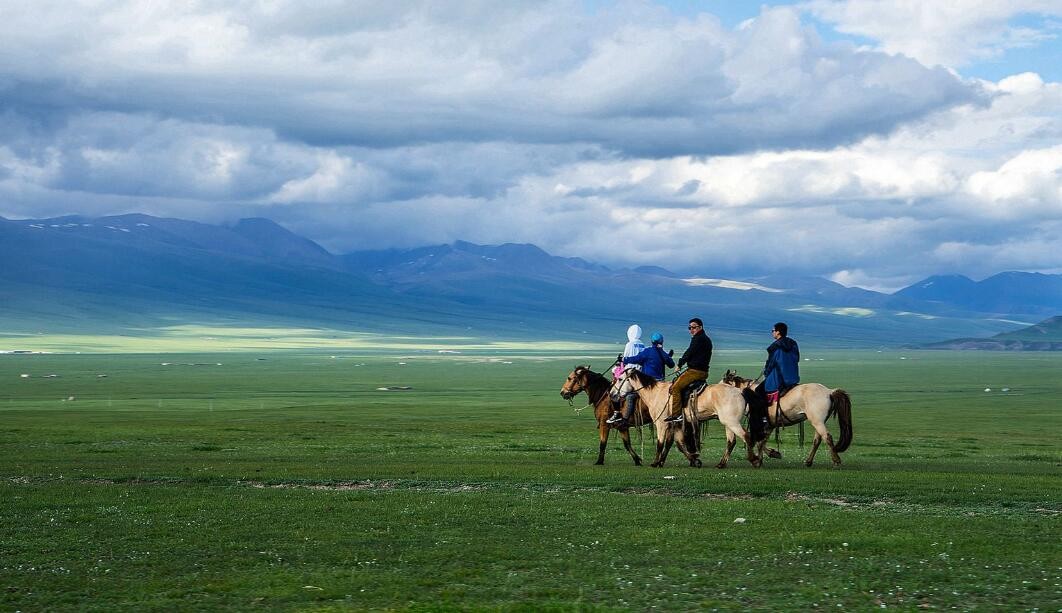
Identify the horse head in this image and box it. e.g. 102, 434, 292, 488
560, 365, 593, 400
721, 369, 750, 388
612, 368, 659, 401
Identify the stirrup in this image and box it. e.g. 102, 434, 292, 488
663, 413, 684, 424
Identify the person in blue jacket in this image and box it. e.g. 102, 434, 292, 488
762, 321, 800, 398
607, 332, 674, 426
749, 322, 800, 439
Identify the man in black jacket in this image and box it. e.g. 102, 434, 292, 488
664, 317, 713, 424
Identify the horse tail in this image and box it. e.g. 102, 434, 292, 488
829, 389, 853, 453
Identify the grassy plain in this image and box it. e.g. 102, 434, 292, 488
1, 349, 1059, 611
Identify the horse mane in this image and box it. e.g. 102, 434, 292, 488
572, 365, 611, 406
575, 365, 608, 384
627, 369, 659, 388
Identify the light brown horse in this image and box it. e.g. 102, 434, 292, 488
721, 370, 853, 466
560, 365, 651, 466
615, 369, 760, 468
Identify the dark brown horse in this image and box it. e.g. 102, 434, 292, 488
560, 365, 652, 465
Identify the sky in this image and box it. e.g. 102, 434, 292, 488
1, 1, 1060, 292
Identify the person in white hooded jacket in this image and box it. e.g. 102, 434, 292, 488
613, 324, 645, 377
609, 324, 645, 424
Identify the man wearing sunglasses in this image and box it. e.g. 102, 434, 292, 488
664, 317, 713, 424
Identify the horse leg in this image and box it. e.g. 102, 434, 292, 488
650, 429, 672, 467
659, 428, 677, 466
825, 432, 842, 466
719, 413, 759, 467
805, 432, 823, 466
809, 421, 842, 466
821, 427, 843, 466
760, 431, 782, 459
619, 427, 642, 466
724, 422, 761, 468
717, 429, 736, 468
673, 423, 701, 468
746, 429, 762, 468
595, 422, 609, 465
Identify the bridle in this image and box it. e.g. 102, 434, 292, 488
563, 367, 609, 407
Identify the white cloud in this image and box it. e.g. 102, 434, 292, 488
270, 152, 383, 204
965, 145, 1062, 213
804, 0, 1062, 68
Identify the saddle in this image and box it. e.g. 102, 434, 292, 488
773, 384, 795, 403
680, 380, 708, 408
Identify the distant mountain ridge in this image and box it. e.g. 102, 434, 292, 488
918, 316, 1062, 350
895, 272, 1062, 316
1, 213, 1057, 347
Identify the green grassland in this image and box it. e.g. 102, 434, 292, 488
1, 349, 1059, 611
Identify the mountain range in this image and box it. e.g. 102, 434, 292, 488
1, 213, 1059, 348
918, 316, 1062, 350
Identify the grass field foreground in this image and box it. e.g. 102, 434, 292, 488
1, 350, 1059, 610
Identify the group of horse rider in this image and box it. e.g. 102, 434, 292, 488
605, 318, 801, 433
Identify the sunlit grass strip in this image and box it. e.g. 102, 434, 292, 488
0, 325, 616, 353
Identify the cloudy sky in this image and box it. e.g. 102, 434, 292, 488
1, 1, 1060, 291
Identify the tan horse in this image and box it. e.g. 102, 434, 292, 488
560, 365, 651, 466
721, 370, 853, 466
615, 369, 760, 469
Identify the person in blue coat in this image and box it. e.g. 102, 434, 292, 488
749, 322, 800, 440
762, 321, 800, 398
607, 332, 674, 426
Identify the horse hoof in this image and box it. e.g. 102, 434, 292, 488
594, 459, 604, 465
690, 459, 702, 468
804, 461, 814, 467
634, 459, 643, 466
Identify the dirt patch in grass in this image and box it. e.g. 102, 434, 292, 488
786, 492, 855, 507
240, 479, 396, 491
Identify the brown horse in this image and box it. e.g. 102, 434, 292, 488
560, 365, 652, 466
721, 370, 853, 466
